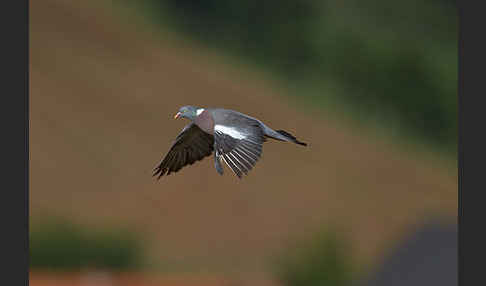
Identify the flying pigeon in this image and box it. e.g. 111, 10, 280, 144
153, 106, 307, 179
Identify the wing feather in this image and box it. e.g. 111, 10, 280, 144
153, 123, 214, 179
213, 121, 265, 178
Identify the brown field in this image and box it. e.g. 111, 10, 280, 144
30, 0, 457, 284
29, 272, 240, 286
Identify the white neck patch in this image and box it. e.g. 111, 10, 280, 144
196, 108, 205, 116
214, 125, 247, 140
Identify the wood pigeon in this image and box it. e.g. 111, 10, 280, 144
153, 106, 307, 179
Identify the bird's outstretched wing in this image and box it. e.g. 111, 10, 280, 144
213, 122, 266, 178
153, 123, 214, 179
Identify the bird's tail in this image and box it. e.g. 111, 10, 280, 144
275, 130, 307, 146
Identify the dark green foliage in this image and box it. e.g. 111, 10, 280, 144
274, 231, 354, 286
139, 0, 457, 151
30, 218, 144, 271
323, 34, 457, 146
147, 0, 320, 74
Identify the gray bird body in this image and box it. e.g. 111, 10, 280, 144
153, 106, 307, 179
203, 108, 291, 141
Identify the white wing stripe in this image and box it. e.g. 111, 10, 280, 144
214, 125, 247, 140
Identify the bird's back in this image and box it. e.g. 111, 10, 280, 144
208, 108, 262, 128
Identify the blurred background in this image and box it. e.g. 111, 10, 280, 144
30, 0, 457, 285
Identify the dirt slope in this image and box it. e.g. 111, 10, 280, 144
30, 0, 457, 280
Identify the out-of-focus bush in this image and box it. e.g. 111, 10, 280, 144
30, 218, 144, 271
132, 0, 457, 152
140, 0, 320, 74
273, 230, 354, 286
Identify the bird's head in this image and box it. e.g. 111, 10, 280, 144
174, 106, 201, 121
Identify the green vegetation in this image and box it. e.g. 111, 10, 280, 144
30, 218, 144, 271
127, 0, 457, 153
273, 230, 354, 286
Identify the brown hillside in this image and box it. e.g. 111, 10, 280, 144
30, 0, 457, 280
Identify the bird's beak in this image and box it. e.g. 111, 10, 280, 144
174, 112, 181, 119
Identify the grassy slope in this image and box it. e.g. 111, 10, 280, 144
30, 0, 457, 280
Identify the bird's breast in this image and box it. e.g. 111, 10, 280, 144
194, 110, 215, 134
